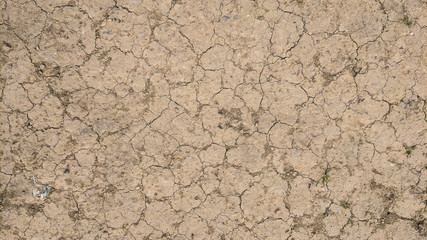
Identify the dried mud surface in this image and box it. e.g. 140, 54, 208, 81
0, 0, 426, 239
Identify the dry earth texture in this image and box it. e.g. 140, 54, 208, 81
0, 0, 426, 239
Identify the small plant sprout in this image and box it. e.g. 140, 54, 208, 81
342, 202, 351, 209
349, 219, 354, 227
402, 16, 413, 27
404, 144, 416, 157
317, 168, 330, 186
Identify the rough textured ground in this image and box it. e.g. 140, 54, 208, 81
0, 0, 426, 239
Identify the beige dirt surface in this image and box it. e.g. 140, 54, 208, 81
1, 0, 426, 239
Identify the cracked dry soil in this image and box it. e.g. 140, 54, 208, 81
0, 0, 426, 239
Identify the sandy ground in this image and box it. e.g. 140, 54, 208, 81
0, 0, 426, 239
